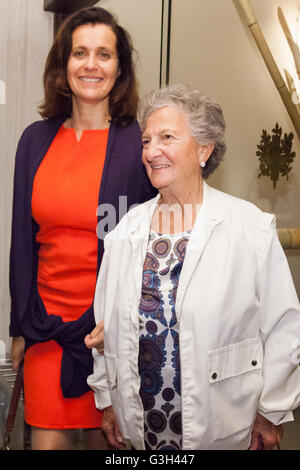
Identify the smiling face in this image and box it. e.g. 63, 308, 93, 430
67, 23, 119, 106
142, 106, 204, 194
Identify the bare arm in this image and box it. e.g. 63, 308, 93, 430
11, 336, 25, 371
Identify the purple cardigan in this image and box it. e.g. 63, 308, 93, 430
9, 116, 156, 398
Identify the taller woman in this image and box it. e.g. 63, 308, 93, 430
9, 7, 155, 450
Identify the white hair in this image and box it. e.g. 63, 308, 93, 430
138, 84, 226, 178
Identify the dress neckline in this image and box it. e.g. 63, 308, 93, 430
61, 124, 109, 144
150, 229, 191, 238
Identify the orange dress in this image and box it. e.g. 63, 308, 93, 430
23, 125, 108, 429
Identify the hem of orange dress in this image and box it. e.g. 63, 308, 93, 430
25, 420, 103, 430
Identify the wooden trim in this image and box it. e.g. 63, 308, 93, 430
235, 0, 300, 140
278, 229, 300, 249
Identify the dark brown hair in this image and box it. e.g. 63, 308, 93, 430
39, 7, 139, 126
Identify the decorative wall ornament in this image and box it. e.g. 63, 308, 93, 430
235, 0, 300, 140
257, 123, 295, 189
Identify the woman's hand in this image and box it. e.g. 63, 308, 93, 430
249, 413, 283, 450
101, 406, 126, 449
11, 336, 25, 371
84, 320, 104, 354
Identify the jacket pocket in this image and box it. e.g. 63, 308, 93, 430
208, 337, 262, 383
207, 337, 263, 441
104, 352, 118, 390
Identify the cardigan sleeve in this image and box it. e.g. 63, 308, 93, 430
256, 216, 300, 424
9, 126, 33, 337
9, 118, 65, 338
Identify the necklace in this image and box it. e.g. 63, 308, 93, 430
70, 116, 111, 132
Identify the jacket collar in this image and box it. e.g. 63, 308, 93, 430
127, 181, 224, 242
189, 181, 224, 250
127, 182, 225, 317
127, 182, 224, 321
175, 183, 224, 317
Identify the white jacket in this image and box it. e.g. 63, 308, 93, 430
88, 182, 300, 450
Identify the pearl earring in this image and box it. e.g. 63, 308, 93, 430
200, 161, 206, 168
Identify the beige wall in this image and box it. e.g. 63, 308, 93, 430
0, 0, 53, 349
97, 0, 163, 97
169, 0, 300, 296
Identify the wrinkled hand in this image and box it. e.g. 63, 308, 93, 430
101, 406, 126, 450
84, 320, 104, 354
249, 413, 283, 450
11, 336, 25, 372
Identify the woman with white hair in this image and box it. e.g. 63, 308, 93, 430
86, 85, 300, 450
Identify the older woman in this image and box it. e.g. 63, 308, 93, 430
87, 85, 300, 450
9, 7, 155, 450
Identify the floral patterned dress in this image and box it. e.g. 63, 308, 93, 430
138, 230, 190, 450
